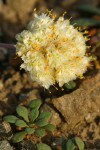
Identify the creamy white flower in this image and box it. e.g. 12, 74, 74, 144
16, 13, 91, 89
27, 13, 53, 32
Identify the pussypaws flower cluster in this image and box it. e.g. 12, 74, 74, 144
16, 13, 91, 89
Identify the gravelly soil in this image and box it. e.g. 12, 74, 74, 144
0, 44, 100, 150
0, 0, 100, 148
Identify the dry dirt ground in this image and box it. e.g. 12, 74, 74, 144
0, 0, 100, 149
0, 41, 100, 149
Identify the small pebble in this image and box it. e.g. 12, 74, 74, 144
0, 120, 13, 140
18, 140, 35, 150
0, 140, 13, 150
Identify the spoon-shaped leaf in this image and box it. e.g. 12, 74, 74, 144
35, 128, 46, 137
15, 119, 27, 127
35, 118, 48, 127
16, 105, 29, 122
43, 124, 55, 132
29, 108, 39, 122
25, 127, 35, 134
29, 99, 42, 109
37, 111, 51, 120
13, 131, 27, 143
66, 139, 76, 150
37, 143, 51, 150
3, 115, 18, 123
75, 137, 85, 150
35, 112, 51, 127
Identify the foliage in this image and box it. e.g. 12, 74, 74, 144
72, 4, 100, 27
62, 137, 85, 150
3, 99, 55, 144
64, 81, 76, 90
76, 4, 100, 15
37, 143, 52, 150
72, 19, 100, 27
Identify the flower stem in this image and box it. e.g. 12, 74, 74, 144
0, 43, 15, 49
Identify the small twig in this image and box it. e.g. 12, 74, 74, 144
0, 43, 16, 50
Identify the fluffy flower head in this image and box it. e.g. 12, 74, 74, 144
16, 13, 91, 89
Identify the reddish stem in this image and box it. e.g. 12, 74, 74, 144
0, 43, 15, 50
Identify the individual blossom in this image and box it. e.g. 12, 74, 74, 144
16, 13, 92, 89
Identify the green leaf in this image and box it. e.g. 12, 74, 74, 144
37, 143, 51, 150
15, 119, 27, 127
43, 124, 55, 132
25, 127, 35, 134
29, 109, 39, 122
66, 139, 76, 150
28, 122, 35, 127
3, 115, 18, 123
76, 4, 100, 15
13, 131, 27, 143
61, 137, 67, 150
16, 105, 29, 122
72, 18, 100, 27
36, 112, 51, 127
37, 112, 51, 120
29, 99, 42, 109
75, 137, 85, 150
35, 118, 48, 127
35, 128, 46, 137
65, 81, 76, 90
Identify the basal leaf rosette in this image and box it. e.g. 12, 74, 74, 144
16, 13, 91, 89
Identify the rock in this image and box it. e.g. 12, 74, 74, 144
0, 140, 13, 150
0, 120, 13, 140
27, 89, 41, 102
0, 95, 17, 117
80, 71, 100, 113
81, 120, 100, 143
19, 93, 28, 101
5, 72, 23, 94
52, 88, 91, 129
19, 89, 41, 106
41, 104, 61, 126
51, 137, 62, 149
85, 112, 97, 123
18, 140, 35, 150
0, 90, 8, 101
